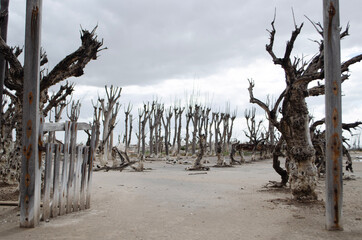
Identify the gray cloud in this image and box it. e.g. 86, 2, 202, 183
5, 0, 362, 144
7, 0, 362, 87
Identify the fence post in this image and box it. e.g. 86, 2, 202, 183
323, 0, 343, 231
86, 125, 96, 209
20, 0, 43, 228
0, 0, 9, 130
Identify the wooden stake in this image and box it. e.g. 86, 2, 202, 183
20, 0, 43, 228
323, 0, 343, 231
0, 0, 9, 130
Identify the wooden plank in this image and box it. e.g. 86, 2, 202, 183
86, 125, 96, 209
73, 146, 83, 212
42, 122, 91, 132
323, 0, 343, 231
42, 143, 53, 221
20, 0, 43, 228
51, 144, 61, 218
59, 121, 71, 215
67, 122, 78, 213
80, 147, 89, 210
42, 122, 65, 132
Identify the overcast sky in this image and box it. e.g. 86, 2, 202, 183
7, 0, 362, 144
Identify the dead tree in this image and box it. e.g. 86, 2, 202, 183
139, 104, 149, 160
199, 107, 210, 156
0, 26, 104, 184
153, 103, 164, 157
311, 119, 362, 174
229, 141, 245, 165
99, 85, 122, 166
176, 107, 185, 158
136, 109, 142, 155
222, 113, 229, 153
248, 15, 362, 199
123, 102, 133, 152
67, 100, 81, 122
208, 112, 215, 155
162, 106, 173, 159
191, 104, 200, 156
185, 106, 192, 157
170, 106, 178, 155
227, 109, 237, 149
187, 134, 209, 171
243, 107, 268, 160
87, 100, 102, 153
148, 102, 156, 157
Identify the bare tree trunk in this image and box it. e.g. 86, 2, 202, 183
191, 105, 200, 156
222, 113, 229, 153
281, 86, 317, 199
123, 103, 132, 152
154, 103, 163, 158
162, 107, 172, 160
227, 111, 237, 152
128, 114, 133, 149
176, 107, 184, 158
99, 86, 121, 166
148, 102, 155, 157
187, 134, 209, 171
171, 107, 178, 155
137, 111, 142, 155
140, 104, 149, 160
209, 113, 216, 155
185, 107, 192, 157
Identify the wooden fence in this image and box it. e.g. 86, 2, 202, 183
38, 121, 96, 222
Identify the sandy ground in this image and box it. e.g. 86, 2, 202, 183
0, 156, 362, 240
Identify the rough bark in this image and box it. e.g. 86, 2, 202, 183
185, 107, 192, 157
187, 134, 209, 171
162, 107, 173, 159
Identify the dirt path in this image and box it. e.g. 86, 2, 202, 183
1, 158, 362, 240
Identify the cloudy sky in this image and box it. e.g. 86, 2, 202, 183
7, 0, 362, 144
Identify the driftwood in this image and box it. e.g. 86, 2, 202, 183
94, 161, 137, 172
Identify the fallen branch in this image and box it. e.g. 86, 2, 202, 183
94, 161, 137, 172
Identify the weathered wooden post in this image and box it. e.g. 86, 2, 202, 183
0, 0, 9, 129
323, 0, 343, 230
20, 0, 43, 227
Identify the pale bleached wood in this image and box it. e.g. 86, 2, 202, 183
59, 121, 71, 215
66, 122, 78, 213
42, 122, 91, 132
72, 146, 83, 212
0, 0, 9, 126
42, 143, 53, 221
80, 147, 89, 210
51, 144, 61, 218
20, 0, 43, 228
323, 0, 343, 231
86, 125, 96, 209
